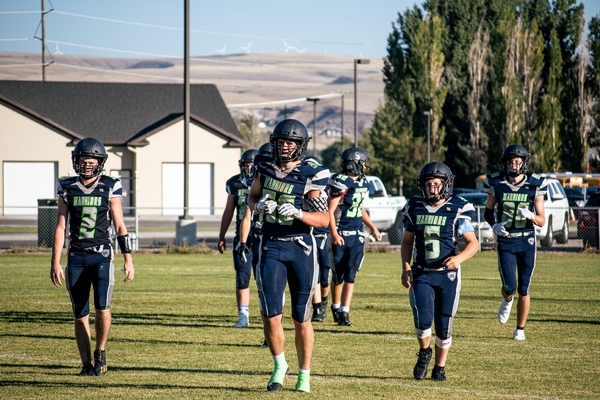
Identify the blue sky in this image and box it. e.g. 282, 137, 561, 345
1, 0, 599, 59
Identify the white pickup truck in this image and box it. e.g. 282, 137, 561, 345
363, 175, 407, 244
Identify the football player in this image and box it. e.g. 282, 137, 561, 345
401, 162, 479, 382
247, 119, 330, 393
328, 147, 381, 327
238, 143, 273, 347
218, 148, 258, 328
50, 137, 135, 377
484, 145, 546, 341
310, 195, 334, 323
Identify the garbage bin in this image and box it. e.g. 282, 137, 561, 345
38, 198, 58, 247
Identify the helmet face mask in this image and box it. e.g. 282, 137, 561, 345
71, 138, 108, 179
270, 119, 310, 163
501, 144, 530, 177
417, 162, 455, 204
340, 147, 370, 178
239, 149, 258, 178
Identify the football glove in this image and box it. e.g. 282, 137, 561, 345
492, 221, 509, 237
517, 207, 535, 220
277, 203, 303, 219
255, 194, 277, 215
237, 242, 249, 263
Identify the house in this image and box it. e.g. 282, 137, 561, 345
0, 81, 246, 215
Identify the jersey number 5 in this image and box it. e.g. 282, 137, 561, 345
424, 225, 441, 260
78, 206, 98, 239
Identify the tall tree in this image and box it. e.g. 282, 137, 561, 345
467, 22, 491, 175
549, 0, 585, 171
588, 15, 600, 167
370, 99, 423, 197
537, 28, 564, 171
403, 11, 449, 161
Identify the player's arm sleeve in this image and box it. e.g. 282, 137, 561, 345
109, 179, 123, 198
402, 202, 415, 232
328, 175, 348, 198
456, 217, 475, 236
484, 207, 496, 227
456, 202, 476, 236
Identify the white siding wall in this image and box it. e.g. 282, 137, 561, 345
0, 105, 134, 213
1, 105, 240, 216
131, 120, 240, 215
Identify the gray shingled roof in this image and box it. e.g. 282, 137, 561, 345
0, 81, 243, 146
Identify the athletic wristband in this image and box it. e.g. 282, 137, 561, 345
117, 234, 132, 254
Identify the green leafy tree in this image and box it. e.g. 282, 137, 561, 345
588, 15, 600, 159
467, 22, 491, 175
237, 113, 265, 151
537, 28, 564, 171
369, 100, 423, 197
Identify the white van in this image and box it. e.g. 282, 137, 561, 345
537, 178, 570, 248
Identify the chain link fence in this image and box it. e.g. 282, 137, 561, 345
0, 204, 598, 253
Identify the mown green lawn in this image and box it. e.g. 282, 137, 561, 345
0, 251, 598, 399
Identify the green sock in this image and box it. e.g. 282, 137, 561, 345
268, 361, 288, 386
296, 370, 310, 393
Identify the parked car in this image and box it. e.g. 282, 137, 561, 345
453, 187, 480, 195
575, 192, 600, 249
455, 192, 495, 249
564, 187, 587, 208
537, 178, 570, 248
363, 175, 407, 245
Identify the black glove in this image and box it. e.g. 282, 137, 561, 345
237, 242, 249, 263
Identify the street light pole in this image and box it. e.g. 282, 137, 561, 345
182, 0, 191, 219
307, 98, 319, 156
423, 109, 432, 163
354, 58, 370, 147
340, 93, 344, 149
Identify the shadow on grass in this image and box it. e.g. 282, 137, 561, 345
0, 362, 411, 384
0, 379, 260, 393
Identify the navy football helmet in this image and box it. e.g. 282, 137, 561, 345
340, 147, 370, 178
239, 148, 257, 178
270, 119, 310, 163
72, 137, 108, 179
501, 144, 530, 177
417, 162, 455, 204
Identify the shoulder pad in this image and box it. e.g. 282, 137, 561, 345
489, 172, 500, 178
531, 173, 541, 179
303, 158, 323, 169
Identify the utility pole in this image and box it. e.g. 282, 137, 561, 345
182, 0, 191, 219
307, 98, 320, 156
353, 59, 370, 147
39, 1, 53, 80
340, 93, 345, 149
423, 109, 432, 163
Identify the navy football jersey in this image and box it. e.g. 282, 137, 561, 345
483, 172, 547, 233
256, 158, 330, 237
403, 196, 476, 269
225, 174, 251, 236
329, 174, 369, 232
57, 175, 122, 250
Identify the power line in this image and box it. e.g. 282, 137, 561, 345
49, 10, 385, 48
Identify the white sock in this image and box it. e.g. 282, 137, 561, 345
332, 303, 340, 309
273, 352, 286, 363
340, 306, 350, 313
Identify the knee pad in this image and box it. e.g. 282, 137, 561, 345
436, 336, 452, 349
414, 327, 432, 339
345, 267, 358, 284
502, 285, 515, 298
236, 270, 251, 290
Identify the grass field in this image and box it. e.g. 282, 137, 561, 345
0, 251, 598, 399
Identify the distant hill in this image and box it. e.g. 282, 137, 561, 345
0, 52, 384, 149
